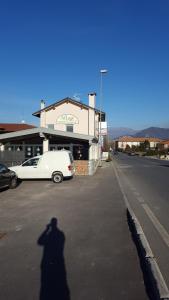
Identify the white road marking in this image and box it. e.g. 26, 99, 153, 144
133, 191, 140, 197
111, 162, 130, 208
15, 225, 22, 232
130, 186, 137, 192
137, 196, 145, 203
118, 164, 132, 169
142, 203, 169, 249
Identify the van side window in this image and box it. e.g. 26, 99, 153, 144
22, 158, 40, 167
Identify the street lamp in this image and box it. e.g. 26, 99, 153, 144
99, 69, 108, 162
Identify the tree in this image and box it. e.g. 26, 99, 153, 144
125, 144, 131, 152
139, 140, 150, 152
144, 140, 150, 150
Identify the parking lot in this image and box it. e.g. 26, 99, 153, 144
0, 162, 148, 300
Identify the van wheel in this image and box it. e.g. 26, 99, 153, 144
52, 172, 63, 183
9, 177, 18, 189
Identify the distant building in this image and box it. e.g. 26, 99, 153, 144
158, 140, 169, 151
117, 136, 162, 150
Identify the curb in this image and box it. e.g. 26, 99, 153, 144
127, 206, 169, 300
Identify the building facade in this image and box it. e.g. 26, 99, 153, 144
0, 93, 106, 175
117, 136, 162, 150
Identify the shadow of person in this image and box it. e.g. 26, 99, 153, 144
38, 218, 70, 300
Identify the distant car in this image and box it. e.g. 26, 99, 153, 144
0, 163, 18, 190
128, 152, 137, 156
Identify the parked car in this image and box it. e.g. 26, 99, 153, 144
9, 150, 75, 183
128, 152, 137, 156
0, 163, 18, 189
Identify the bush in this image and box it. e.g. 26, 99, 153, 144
125, 144, 131, 153
158, 150, 168, 158
145, 150, 157, 156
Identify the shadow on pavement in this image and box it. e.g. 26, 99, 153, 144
38, 218, 70, 300
159, 164, 169, 168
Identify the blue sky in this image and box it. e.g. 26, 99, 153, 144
0, 0, 169, 130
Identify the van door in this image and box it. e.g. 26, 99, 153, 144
18, 157, 42, 178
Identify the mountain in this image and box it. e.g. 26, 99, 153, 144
134, 127, 169, 139
108, 126, 169, 140
108, 127, 138, 139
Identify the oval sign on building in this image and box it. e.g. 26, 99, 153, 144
56, 114, 79, 124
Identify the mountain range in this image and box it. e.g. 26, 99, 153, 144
108, 127, 169, 140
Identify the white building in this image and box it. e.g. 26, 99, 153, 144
117, 136, 162, 150
0, 93, 106, 175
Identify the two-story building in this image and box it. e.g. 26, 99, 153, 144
0, 93, 106, 175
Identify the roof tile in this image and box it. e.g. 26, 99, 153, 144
0, 123, 36, 133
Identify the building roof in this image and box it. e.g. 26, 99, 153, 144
159, 140, 169, 145
118, 136, 163, 142
32, 97, 105, 118
0, 123, 36, 133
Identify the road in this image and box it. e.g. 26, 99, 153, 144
0, 162, 148, 300
113, 153, 169, 289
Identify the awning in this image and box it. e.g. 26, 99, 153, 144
0, 127, 94, 143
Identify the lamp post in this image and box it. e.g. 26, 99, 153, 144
99, 69, 108, 162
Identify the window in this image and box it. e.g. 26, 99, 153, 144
66, 125, 73, 132
99, 113, 105, 122
22, 158, 40, 167
47, 124, 54, 129
0, 164, 8, 173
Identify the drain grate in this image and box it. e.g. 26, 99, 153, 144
0, 232, 7, 240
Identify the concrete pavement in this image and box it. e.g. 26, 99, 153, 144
0, 161, 149, 300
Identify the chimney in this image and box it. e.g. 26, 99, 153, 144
88, 92, 96, 108
41, 99, 45, 110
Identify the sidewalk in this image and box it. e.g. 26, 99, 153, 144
0, 161, 149, 300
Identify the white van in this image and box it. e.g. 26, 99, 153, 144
9, 151, 74, 183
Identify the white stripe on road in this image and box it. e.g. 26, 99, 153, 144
142, 203, 169, 249
111, 162, 130, 208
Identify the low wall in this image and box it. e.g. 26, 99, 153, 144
74, 159, 99, 176
74, 160, 89, 175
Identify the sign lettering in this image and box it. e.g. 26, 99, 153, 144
56, 114, 79, 124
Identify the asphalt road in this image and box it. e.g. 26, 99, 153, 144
113, 153, 169, 289
0, 162, 148, 300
